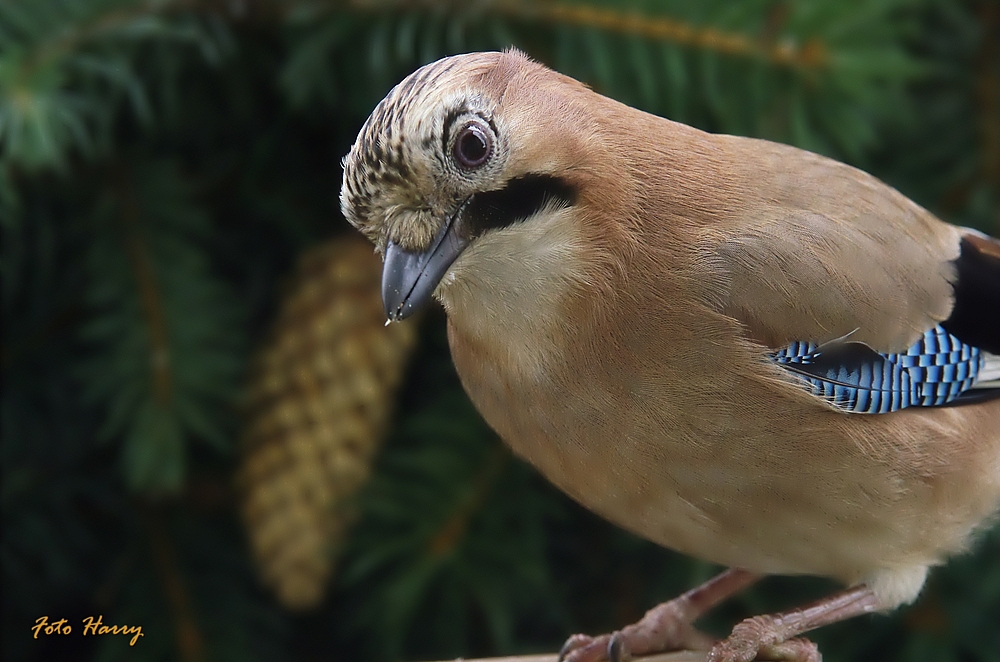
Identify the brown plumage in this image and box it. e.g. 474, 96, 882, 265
340, 49, 1000, 662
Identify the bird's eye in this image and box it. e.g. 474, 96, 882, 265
454, 122, 492, 169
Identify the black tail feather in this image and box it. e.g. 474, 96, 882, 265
944, 387, 1000, 408
941, 234, 1000, 354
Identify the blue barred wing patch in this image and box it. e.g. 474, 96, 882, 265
771, 326, 984, 414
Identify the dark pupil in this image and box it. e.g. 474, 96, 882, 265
457, 126, 489, 166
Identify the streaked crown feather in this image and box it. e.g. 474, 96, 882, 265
340, 51, 516, 248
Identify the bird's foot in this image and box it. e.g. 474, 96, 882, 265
707, 616, 820, 662
558, 598, 718, 662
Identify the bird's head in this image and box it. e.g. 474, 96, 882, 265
341, 49, 623, 322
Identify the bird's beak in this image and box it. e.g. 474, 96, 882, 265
381, 203, 471, 321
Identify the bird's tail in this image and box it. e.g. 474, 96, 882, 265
947, 228, 1000, 404
949, 351, 1000, 406
972, 351, 1000, 389
944, 229, 1000, 355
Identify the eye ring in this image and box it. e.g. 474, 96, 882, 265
453, 121, 493, 169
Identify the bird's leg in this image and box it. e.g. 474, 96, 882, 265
708, 584, 880, 662
560, 568, 761, 662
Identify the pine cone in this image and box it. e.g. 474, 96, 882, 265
239, 234, 419, 610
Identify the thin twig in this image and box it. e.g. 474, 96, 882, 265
141, 503, 204, 662
347, 0, 826, 69
117, 167, 172, 406
507, 2, 825, 69
975, 0, 1000, 234
426, 445, 508, 557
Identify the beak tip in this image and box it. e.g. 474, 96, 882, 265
381, 287, 411, 322
383, 302, 416, 322
380, 220, 468, 323
381, 289, 414, 323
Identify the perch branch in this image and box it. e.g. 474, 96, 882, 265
427, 652, 707, 662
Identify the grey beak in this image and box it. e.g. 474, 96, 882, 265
382, 216, 470, 321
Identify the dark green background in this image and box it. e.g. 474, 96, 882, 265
2, 1, 998, 661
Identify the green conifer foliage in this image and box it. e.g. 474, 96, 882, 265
2, 1, 997, 661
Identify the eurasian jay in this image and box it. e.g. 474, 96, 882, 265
339, 50, 1000, 662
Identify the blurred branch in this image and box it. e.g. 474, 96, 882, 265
9, 0, 219, 73
117, 168, 173, 407
142, 504, 204, 662
10, 0, 826, 71
976, 0, 999, 214
500, 2, 824, 69
426, 445, 508, 557
342, 0, 825, 69
1, 0, 236, 169
937, 0, 999, 233
16, 4, 162, 73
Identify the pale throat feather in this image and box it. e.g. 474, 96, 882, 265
436, 202, 594, 379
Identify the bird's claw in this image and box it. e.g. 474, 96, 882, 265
558, 598, 715, 662
607, 632, 632, 662
707, 615, 820, 662
707, 638, 820, 662
558, 634, 589, 662
563, 622, 819, 662
557, 631, 632, 662
558, 633, 612, 662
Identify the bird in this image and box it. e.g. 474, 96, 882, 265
339, 49, 1000, 662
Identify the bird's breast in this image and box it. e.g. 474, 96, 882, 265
445, 299, 789, 569
445, 296, 1000, 584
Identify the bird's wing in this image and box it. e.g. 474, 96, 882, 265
770, 325, 993, 413
712, 206, 1000, 411
713, 211, 1000, 355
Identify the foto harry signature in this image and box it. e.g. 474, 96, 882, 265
33, 615, 144, 646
